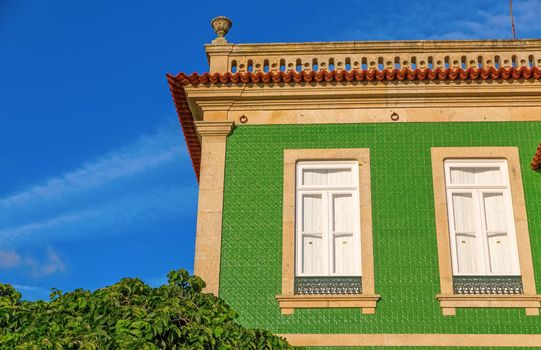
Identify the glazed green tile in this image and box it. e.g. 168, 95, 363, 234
219, 122, 541, 336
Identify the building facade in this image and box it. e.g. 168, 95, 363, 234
168, 17, 541, 348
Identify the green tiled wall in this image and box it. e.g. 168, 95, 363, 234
219, 122, 541, 342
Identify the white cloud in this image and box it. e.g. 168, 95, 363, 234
0, 247, 65, 276
0, 120, 196, 247
11, 284, 51, 301
340, 1, 541, 41
0, 250, 21, 268
12, 284, 39, 291
25, 247, 66, 276
0, 185, 196, 245
0, 123, 185, 209
514, 0, 541, 35
430, 1, 541, 39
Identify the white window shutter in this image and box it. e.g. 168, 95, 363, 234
301, 193, 324, 275
302, 235, 323, 275
445, 160, 520, 276
331, 193, 355, 275
451, 193, 480, 274
452, 193, 475, 234
334, 235, 355, 275
295, 161, 360, 277
483, 193, 513, 274
487, 234, 512, 274
302, 194, 322, 233
455, 233, 479, 274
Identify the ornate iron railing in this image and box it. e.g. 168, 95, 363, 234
294, 277, 362, 295
453, 275, 523, 294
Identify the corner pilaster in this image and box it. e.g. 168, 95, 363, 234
193, 121, 234, 295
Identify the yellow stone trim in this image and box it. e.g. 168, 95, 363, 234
192, 121, 234, 295
430, 147, 540, 315
278, 333, 541, 347
437, 295, 541, 316
205, 39, 541, 74
183, 82, 541, 125
276, 295, 380, 315
278, 148, 377, 314
193, 121, 234, 137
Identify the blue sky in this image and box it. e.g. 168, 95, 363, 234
1, 0, 540, 300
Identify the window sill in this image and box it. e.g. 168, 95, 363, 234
276, 294, 380, 315
436, 294, 541, 316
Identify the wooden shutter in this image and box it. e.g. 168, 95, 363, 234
451, 192, 480, 274
483, 193, 513, 274
300, 193, 325, 275
331, 193, 355, 275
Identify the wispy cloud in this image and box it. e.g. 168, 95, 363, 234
28, 247, 66, 276
0, 123, 184, 209
428, 3, 541, 40
12, 284, 40, 291
0, 247, 65, 276
339, 0, 541, 41
0, 185, 196, 245
0, 249, 21, 268
0, 121, 196, 247
12, 284, 51, 301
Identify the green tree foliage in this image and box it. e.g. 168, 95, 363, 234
0, 269, 296, 349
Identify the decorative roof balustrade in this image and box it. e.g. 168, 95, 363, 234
206, 40, 541, 74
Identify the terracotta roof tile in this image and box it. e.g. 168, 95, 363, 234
532, 143, 541, 170
167, 68, 541, 180
170, 66, 541, 86
167, 75, 200, 182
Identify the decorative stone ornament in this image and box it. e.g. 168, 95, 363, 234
211, 16, 232, 44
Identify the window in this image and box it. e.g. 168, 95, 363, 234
276, 149, 379, 315
431, 147, 541, 316
296, 161, 361, 278
444, 160, 520, 277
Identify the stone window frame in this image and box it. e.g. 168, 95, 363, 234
276, 148, 380, 315
431, 147, 541, 316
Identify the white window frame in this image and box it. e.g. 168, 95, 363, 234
444, 159, 521, 276
295, 161, 361, 277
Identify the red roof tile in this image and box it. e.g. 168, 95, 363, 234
167, 75, 200, 182
167, 67, 541, 180
532, 143, 541, 170
170, 66, 541, 85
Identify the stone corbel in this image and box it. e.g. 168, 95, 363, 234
194, 121, 234, 138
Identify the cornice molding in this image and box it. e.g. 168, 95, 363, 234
184, 80, 541, 116
193, 121, 234, 137
212, 39, 541, 56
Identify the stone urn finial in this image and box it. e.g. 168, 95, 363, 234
211, 16, 232, 44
